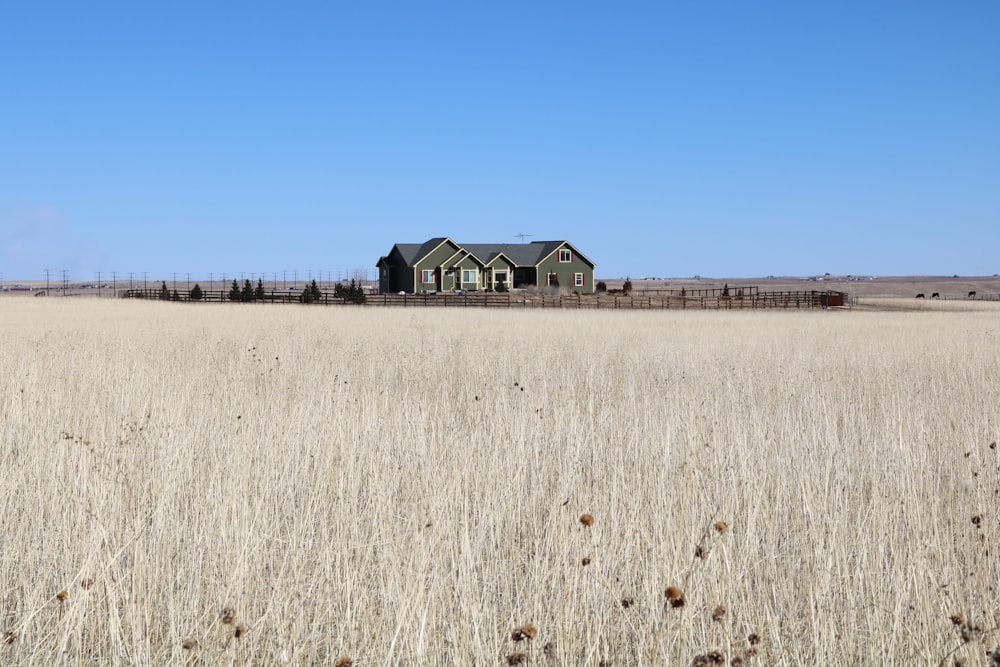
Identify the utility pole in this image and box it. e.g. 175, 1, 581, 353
143, 272, 148, 294
61, 269, 68, 296
111, 271, 117, 297
97, 271, 102, 298
128, 272, 134, 290
45, 268, 51, 294
186, 273, 191, 295
282, 270, 286, 291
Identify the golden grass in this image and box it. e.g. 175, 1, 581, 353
2, 298, 999, 664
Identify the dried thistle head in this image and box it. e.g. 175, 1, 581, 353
714, 521, 729, 533
581, 557, 591, 566
182, 639, 198, 651
972, 515, 983, 527
335, 658, 353, 667
580, 514, 595, 527
510, 624, 537, 642
665, 586, 685, 608
748, 633, 760, 645
951, 613, 965, 626
621, 596, 635, 609
3, 631, 15, 645
695, 545, 709, 559
692, 652, 725, 666
234, 624, 248, 639
220, 607, 236, 624
55, 590, 68, 601
506, 652, 527, 665
81, 578, 94, 590
961, 620, 984, 642
712, 605, 726, 621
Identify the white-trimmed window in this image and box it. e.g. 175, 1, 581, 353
421, 269, 435, 283
558, 248, 572, 263
462, 269, 477, 284
574, 273, 585, 287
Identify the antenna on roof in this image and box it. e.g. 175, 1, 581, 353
514, 232, 534, 243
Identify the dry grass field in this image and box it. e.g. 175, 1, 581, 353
2, 298, 999, 665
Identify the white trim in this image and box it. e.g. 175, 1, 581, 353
558, 248, 572, 263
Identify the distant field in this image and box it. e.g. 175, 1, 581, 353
5, 274, 999, 301
616, 275, 1000, 300
2, 299, 999, 664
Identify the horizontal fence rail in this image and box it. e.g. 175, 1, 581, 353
121, 288, 849, 310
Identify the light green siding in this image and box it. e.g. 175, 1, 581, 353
378, 238, 595, 294
536, 243, 595, 293
411, 240, 462, 293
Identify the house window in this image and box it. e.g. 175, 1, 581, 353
558, 248, 572, 263
546, 273, 560, 287
574, 273, 584, 287
462, 269, 477, 284
421, 270, 435, 284
494, 270, 508, 285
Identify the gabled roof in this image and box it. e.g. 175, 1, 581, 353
532, 240, 596, 268
393, 237, 455, 266
464, 241, 595, 268
380, 239, 595, 269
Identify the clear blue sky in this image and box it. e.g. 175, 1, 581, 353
2, 1, 998, 281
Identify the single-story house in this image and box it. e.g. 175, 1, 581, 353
376, 238, 596, 294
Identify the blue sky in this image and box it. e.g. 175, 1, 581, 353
2, 1, 998, 281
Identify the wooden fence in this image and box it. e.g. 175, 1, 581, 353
122, 288, 849, 310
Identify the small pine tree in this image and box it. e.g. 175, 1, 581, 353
334, 280, 364, 303
622, 278, 633, 294
595, 281, 607, 293
241, 279, 253, 302
722, 283, 730, 297
300, 279, 320, 303
190, 284, 203, 301
228, 280, 240, 301
495, 280, 508, 293
159, 281, 170, 300
254, 278, 265, 301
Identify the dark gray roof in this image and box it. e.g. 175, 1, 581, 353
463, 241, 579, 266
394, 237, 450, 266
383, 238, 594, 268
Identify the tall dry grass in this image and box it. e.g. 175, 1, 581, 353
1, 298, 999, 665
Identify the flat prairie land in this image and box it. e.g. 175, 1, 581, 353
1, 299, 999, 665
621, 275, 1000, 300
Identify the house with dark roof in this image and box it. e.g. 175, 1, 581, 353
376, 238, 596, 294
